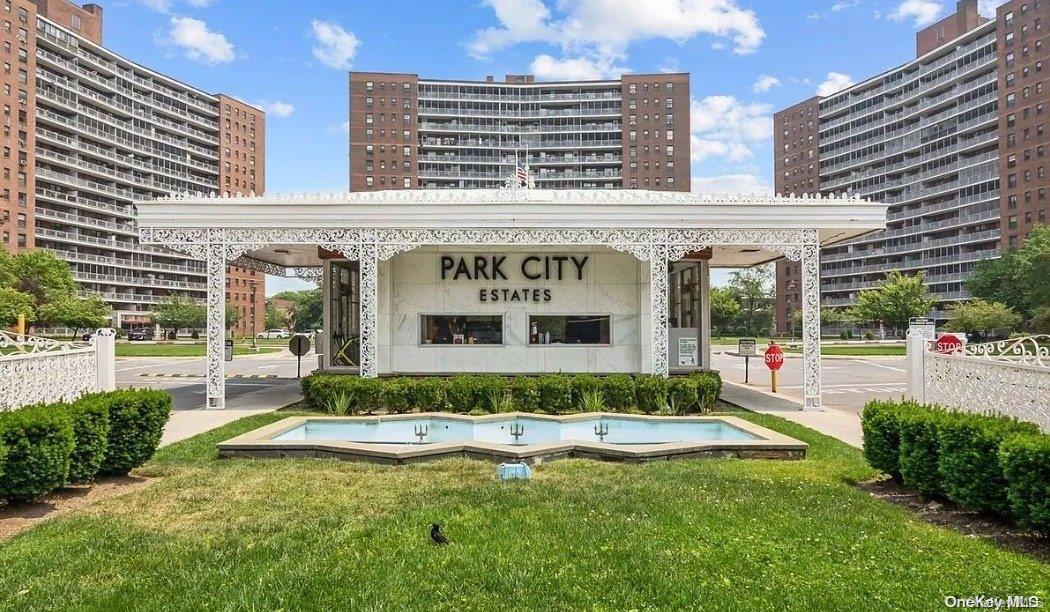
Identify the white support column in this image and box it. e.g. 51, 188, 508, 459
205, 241, 227, 409
94, 328, 115, 392
358, 242, 379, 378
699, 259, 711, 370
649, 243, 670, 377
906, 333, 926, 403
800, 234, 822, 410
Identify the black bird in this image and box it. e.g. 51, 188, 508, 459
430, 523, 450, 545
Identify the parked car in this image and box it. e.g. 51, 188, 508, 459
81, 332, 94, 341
127, 328, 155, 341
257, 328, 290, 339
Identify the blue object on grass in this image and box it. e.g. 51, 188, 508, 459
498, 461, 532, 481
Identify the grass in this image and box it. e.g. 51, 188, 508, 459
115, 343, 281, 357
0, 410, 1046, 610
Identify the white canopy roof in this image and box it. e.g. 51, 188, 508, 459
137, 189, 887, 269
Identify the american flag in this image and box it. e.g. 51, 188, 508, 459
515, 164, 528, 184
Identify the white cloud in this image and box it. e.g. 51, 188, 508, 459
658, 56, 681, 74
888, 0, 944, 26
751, 74, 780, 93
529, 54, 625, 80
254, 100, 295, 118
469, 0, 766, 69
692, 174, 773, 195
328, 121, 350, 135
690, 94, 772, 162
134, 0, 213, 13
808, 0, 862, 19
977, 0, 1007, 16
816, 71, 854, 96
164, 16, 235, 65
311, 20, 360, 70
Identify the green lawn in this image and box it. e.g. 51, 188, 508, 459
115, 343, 281, 357
0, 410, 1045, 610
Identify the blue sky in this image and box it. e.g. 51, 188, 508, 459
98, 0, 1007, 294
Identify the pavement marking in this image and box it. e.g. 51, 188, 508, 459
854, 359, 906, 373
116, 360, 196, 372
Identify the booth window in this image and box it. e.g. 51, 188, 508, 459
529, 315, 611, 345
421, 315, 503, 345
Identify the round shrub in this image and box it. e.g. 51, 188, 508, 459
536, 374, 572, 413
861, 400, 907, 479
863, 331, 875, 341
634, 375, 668, 414
937, 413, 1038, 516
99, 390, 172, 477
446, 375, 477, 413
839, 331, 848, 340
65, 396, 111, 484
570, 375, 601, 409
409, 378, 447, 412
666, 377, 698, 415
999, 434, 1050, 533
690, 372, 722, 413
897, 406, 946, 498
510, 376, 539, 413
0, 404, 74, 502
474, 375, 507, 414
381, 378, 411, 414
600, 374, 635, 411
354, 379, 383, 414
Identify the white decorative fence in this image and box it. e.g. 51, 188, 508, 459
0, 329, 116, 411
907, 334, 1050, 431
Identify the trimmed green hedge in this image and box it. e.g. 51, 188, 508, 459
98, 390, 172, 476
302, 372, 723, 416
937, 413, 1038, 517
0, 405, 74, 502
861, 399, 1047, 532
0, 389, 171, 505
861, 400, 911, 480
65, 398, 111, 484
999, 435, 1050, 533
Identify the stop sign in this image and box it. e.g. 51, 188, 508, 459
935, 334, 963, 354
764, 344, 784, 371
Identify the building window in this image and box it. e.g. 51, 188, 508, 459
528, 315, 611, 345
421, 315, 503, 345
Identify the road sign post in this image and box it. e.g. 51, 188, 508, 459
738, 338, 756, 384
764, 343, 784, 393
289, 335, 311, 379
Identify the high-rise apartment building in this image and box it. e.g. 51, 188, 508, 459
347, 72, 690, 192
774, 0, 1047, 331
0, 0, 266, 335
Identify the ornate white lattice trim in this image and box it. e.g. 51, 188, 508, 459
151, 188, 869, 207
205, 242, 226, 409
230, 256, 287, 276
0, 331, 89, 355
963, 335, 1050, 367
800, 231, 822, 409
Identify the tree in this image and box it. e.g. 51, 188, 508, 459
709, 287, 741, 334
0, 286, 34, 328
0, 246, 14, 288
943, 299, 1022, 341
967, 225, 1050, 327
8, 249, 76, 316
726, 267, 774, 335
272, 289, 322, 332
848, 271, 935, 339
36, 295, 112, 339
153, 295, 206, 336
225, 304, 241, 331
264, 302, 285, 330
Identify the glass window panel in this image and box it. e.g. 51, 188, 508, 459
529, 315, 611, 345
421, 315, 503, 345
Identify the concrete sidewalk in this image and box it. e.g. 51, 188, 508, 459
721, 381, 863, 448
160, 379, 303, 447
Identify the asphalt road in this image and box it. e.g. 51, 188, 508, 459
116, 349, 317, 411
711, 347, 907, 414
